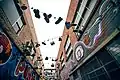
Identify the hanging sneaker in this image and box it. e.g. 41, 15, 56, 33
43, 13, 50, 23
55, 17, 63, 24
33, 9, 40, 18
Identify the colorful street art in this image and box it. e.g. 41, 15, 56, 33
81, 0, 113, 48
0, 27, 39, 80
74, 0, 120, 61
14, 57, 37, 80
81, 0, 120, 48
0, 31, 12, 65
73, 42, 84, 61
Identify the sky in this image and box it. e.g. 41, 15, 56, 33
28, 0, 71, 69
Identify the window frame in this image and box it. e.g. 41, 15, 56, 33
72, 0, 98, 39
12, 15, 24, 34
64, 36, 71, 52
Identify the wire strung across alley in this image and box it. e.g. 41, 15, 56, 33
30, 7, 86, 46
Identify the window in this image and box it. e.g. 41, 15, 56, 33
13, 0, 26, 25
12, 14, 24, 34
60, 52, 65, 68
60, 52, 63, 60
60, 52, 64, 62
2, 0, 25, 34
73, 0, 97, 38
11, 0, 26, 34
72, 0, 83, 25
73, 0, 88, 30
64, 36, 71, 51
61, 58, 65, 70
106, 34, 120, 64
66, 46, 73, 61
61, 56, 64, 63
64, 36, 73, 61
78, 47, 120, 80
73, 71, 79, 80
66, 45, 73, 58
79, 0, 97, 28
61, 60, 65, 68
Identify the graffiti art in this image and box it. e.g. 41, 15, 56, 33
73, 42, 84, 61
14, 57, 37, 80
0, 31, 12, 65
73, 0, 120, 61
81, 0, 120, 48
0, 27, 39, 80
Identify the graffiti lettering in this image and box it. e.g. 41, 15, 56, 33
24, 65, 34, 80
14, 57, 35, 80
15, 61, 26, 76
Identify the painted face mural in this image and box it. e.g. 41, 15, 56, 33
0, 28, 39, 80
0, 32, 12, 65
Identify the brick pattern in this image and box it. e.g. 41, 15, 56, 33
56, 0, 79, 79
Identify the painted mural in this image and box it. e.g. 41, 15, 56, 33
0, 27, 39, 80
74, 0, 120, 61
0, 31, 12, 65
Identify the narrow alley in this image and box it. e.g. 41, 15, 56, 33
0, 0, 120, 80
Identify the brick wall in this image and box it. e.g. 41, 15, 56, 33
56, 0, 79, 79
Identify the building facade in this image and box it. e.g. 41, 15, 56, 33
56, 0, 120, 80
0, 27, 40, 80
0, 0, 44, 79
55, 0, 79, 80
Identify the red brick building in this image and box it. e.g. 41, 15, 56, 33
55, 0, 79, 79
0, 0, 43, 77
56, 0, 120, 80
